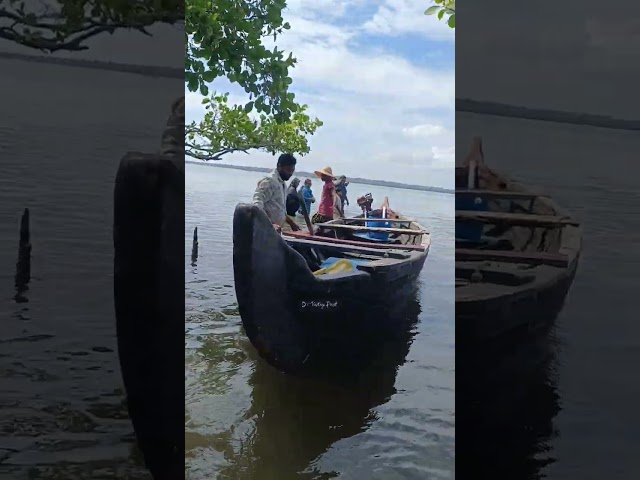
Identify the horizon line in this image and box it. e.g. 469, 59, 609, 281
185, 160, 455, 194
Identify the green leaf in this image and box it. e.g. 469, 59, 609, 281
425, 6, 439, 15
187, 76, 198, 92
448, 14, 455, 28
438, 9, 445, 20
201, 70, 217, 83
186, 94, 322, 161
184, 0, 311, 144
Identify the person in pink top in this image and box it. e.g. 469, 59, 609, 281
311, 166, 343, 224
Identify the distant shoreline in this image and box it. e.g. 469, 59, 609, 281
186, 160, 455, 194
457, 98, 640, 131
0, 51, 182, 79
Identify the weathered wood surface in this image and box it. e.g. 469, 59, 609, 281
456, 210, 579, 227
14, 208, 31, 303
285, 235, 412, 258
456, 248, 570, 267
317, 223, 427, 236
455, 189, 547, 200
284, 230, 426, 251
358, 257, 406, 269
191, 227, 198, 266
341, 218, 415, 225
113, 152, 184, 479
456, 262, 536, 286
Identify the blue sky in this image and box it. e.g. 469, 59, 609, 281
185, 0, 455, 188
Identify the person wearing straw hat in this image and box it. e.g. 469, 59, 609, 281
311, 166, 343, 224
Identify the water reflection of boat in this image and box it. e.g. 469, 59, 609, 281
457, 328, 561, 479
212, 292, 421, 479
232, 203, 428, 374
456, 137, 582, 345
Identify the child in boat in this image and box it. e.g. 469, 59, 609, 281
357, 193, 374, 213
298, 178, 315, 215
285, 177, 301, 217
336, 176, 349, 210
312, 166, 343, 224
357, 194, 397, 241
357, 194, 398, 219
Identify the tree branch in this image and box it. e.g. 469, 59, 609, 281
0, 3, 184, 52
185, 141, 271, 161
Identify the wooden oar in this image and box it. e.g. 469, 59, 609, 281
298, 193, 314, 236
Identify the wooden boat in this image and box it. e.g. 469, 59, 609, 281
456, 138, 582, 345
232, 201, 430, 374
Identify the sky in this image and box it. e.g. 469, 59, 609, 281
3, 0, 631, 187
184, 0, 456, 189
457, 0, 640, 120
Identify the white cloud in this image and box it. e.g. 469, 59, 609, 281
186, 6, 454, 188
402, 123, 447, 138
284, 0, 363, 20
362, 0, 455, 41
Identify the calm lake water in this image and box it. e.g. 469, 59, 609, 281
0, 58, 178, 478
185, 163, 455, 479
457, 112, 640, 479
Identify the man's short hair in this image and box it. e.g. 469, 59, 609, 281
277, 153, 297, 167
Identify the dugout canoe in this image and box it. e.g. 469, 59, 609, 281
232, 203, 430, 374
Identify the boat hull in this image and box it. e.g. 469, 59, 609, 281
454, 151, 582, 346
457, 254, 579, 346
233, 204, 427, 374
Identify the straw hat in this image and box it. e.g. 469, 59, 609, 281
314, 166, 335, 179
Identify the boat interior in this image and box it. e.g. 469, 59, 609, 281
283, 209, 428, 278
314, 208, 427, 247
455, 138, 580, 290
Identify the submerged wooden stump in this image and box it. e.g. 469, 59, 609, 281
190, 227, 198, 266
113, 152, 184, 480
14, 208, 31, 303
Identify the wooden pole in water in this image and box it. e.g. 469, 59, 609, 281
191, 227, 198, 265
14, 208, 31, 301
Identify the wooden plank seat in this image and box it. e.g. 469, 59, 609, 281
284, 231, 426, 252
456, 210, 580, 227
456, 189, 548, 200
455, 248, 570, 267
341, 218, 415, 225
317, 223, 427, 236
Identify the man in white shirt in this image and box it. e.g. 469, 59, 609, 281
253, 153, 301, 232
